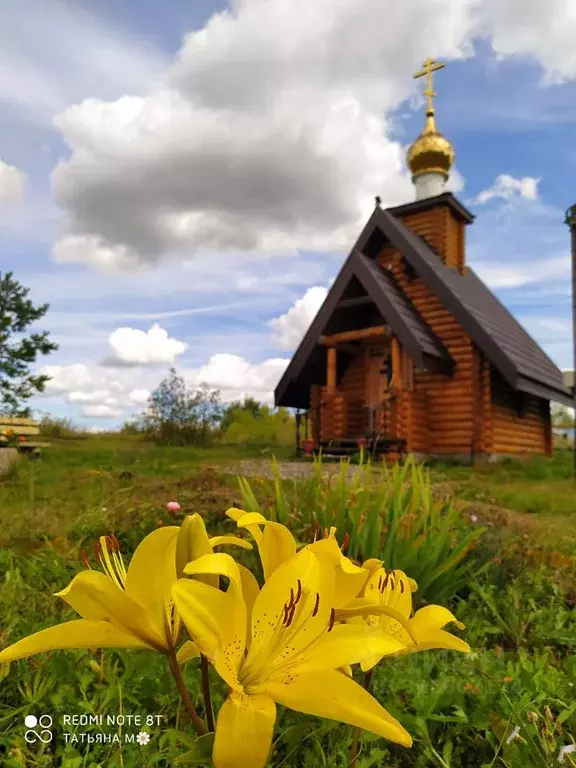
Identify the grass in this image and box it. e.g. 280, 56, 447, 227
0, 438, 575, 767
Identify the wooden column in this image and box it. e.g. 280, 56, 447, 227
327, 346, 337, 392
391, 338, 403, 389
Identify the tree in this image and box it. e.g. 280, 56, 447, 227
220, 396, 266, 432
552, 403, 575, 429
0, 271, 58, 415
142, 368, 223, 445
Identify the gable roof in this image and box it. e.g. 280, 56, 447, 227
274, 249, 452, 409
361, 206, 573, 406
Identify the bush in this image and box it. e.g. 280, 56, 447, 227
237, 455, 488, 606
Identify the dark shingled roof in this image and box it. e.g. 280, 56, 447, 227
275, 194, 572, 408
365, 207, 573, 406
274, 249, 451, 409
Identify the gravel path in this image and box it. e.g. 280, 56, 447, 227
218, 458, 381, 481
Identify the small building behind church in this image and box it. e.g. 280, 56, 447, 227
274, 59, 572, 461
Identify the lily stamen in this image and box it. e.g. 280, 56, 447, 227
327, 608, 335, 632
80, 550, 91, 570
311, 592, 320, 617
313, 521, 319, 542
341, 533, 349, 552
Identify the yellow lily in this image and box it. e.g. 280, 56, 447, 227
226, 508, 297, 580
336, 564, 470, 671
172, 549, 413, 768
229, 510, 369, 607
0, 514, 250, 664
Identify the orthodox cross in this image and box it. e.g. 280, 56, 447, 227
413, 57, 445, 116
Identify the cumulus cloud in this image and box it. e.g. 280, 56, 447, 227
0, 160, 26, 204
48, 0, 576, 272
185, 353, 290, 403
474, 174, 540, 205
37, 352, 290, 421
82, 404, 124, 419
269, 286, 328, 349
49, 0, 484, 270
129, 388, 151, 405
104, 323, 188, 366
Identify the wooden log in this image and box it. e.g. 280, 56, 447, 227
391, 338, 403, 389
327, 347, 337, 392
1, 417, 37, 426
0, 424, 40, 435
320, 326, 389, 345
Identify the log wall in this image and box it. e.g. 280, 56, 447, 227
377, 217, 474, 456
491, 371, 550, 455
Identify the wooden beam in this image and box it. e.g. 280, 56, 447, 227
320, 325, 389, 345
391, 337, 403, 389
327, 346, 337, 392
334, 295, 373, 310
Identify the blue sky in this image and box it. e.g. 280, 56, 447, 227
1, 0, 575, 427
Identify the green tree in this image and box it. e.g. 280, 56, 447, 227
551, 403, 574, 429
0, 271, 58, 415
142, 368, 222, 445
220, 396, 266, 431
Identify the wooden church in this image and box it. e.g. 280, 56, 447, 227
274, 59, 572, 461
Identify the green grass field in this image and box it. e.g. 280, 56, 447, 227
0, 439, 574, 767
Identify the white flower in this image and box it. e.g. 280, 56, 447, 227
470, 514, 478, 523
506, 725, 520, 745
558, 744, 576, 763
136, 731, 151, 746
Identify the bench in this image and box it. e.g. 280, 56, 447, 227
0, 417, 50, 455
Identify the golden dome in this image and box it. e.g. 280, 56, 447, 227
406, 112, 455, 180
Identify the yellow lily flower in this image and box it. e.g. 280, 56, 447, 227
172, 549, 413, 768
336, 564, 470, 671
226, 508, 297, 580
0, 514, 251, 664
229, 510, 369, 607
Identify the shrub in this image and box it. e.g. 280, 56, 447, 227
237, 455, 488, 606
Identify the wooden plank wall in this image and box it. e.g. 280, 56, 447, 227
378, 206, 474, 456
491, 370, 549, 455
337, 352, 367, 436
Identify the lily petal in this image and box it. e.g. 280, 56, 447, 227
307, 537, 368, 607
405, 605, 470, 654
289, 624, 406, 675
176, 640, 201, 665
176, 514, 215, 585
265, 669, 412, 747
213, 692, 276, 768
172, 579, 233, 670
124, 526, 180, 643
243, 549, 329, 676
0, 619, 150, 663
226, 507, 263, 545
177, 553, 248, 687
55, 571, 166, 650
236, 513, 297, 580
209, 535, 252, 550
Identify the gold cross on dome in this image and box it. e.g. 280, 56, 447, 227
413, 57, 445, 116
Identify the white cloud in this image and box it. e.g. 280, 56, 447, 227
49, 0, 483, 271
105, 324, 188, 366
269, 286, 328, 349
474, 174, 540, 205
0, 0, 166, 126
186, 353, 290, 403
42, 363, 93, 393
478, 0, 576, 85
129, 388, 151, 405
68, 389, 117, 405
48, 0, 576, 273
0, 160, 26, 204
472, 253, 570, 289
82, 404, 124, 419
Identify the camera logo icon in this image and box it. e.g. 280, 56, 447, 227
24, 714, 53, 744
